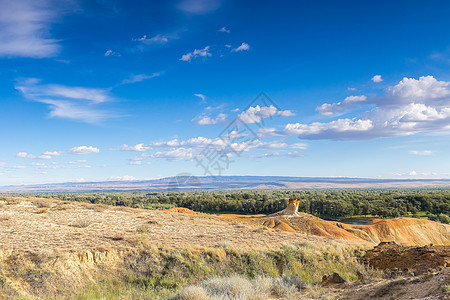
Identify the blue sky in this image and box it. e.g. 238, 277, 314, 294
1, 0, 450, 185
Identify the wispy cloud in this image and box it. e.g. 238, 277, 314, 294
409, 150, 434, 156
16, 78, 115, 123
316, 95, 367, 116
218, 26, 230, 33
233, 42, 250, 52
0, 0, 62, 58
194, 93, 206, 103
177, 0, 222, 14
121, 73, 161, 85
257, 151, 305, 158
180, 46, 211, 62
132, 34, 169, 44
105, 50, 120, 57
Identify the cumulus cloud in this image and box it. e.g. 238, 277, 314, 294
16, 78, 114, 123
16, 150, 62, 159
152, 148, 195, 161
278, 110, 296, 117
121, 73, 160, 85
316, 95, 367, 116
287, 76, 450, 140
195, 113, 228, 125
69, 146, 100, 155
283, 119, 373, 139
115, 144, 150, 152
238, 105, 277, 124
0, 0, 62, 58
180, 46, 211, 62
372, 75, 383, 83
233, 42, 250, 52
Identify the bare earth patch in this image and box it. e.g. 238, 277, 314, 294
0, 196, 337, 252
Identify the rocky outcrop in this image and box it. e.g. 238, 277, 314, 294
361, 241, 450, 274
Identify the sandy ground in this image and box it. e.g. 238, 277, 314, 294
0, 196, 339, 252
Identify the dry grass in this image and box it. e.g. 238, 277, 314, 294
0, 195, 343, 252
0, 195, 386, 300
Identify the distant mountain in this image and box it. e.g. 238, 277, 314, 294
1, 176, 450, 193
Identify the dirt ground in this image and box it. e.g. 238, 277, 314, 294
0, 196, 341, 252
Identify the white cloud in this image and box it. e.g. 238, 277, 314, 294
16, 150, 62, 160
69, 146, 100, 155
278, 110, 296, 117
180, 46, 211, 62
283, 119, 373, 138
291, 143, 308, 150
195, 113, 228, 125
238, 105, 277, 124
17, 152, 31, 158
16, 79, 114, 123
132, 34, 169, 44
108, 175, 136, 181
13, 165, 27, 169
283, 76, 450, 140
258, 128, 285, 137
151, 148, 195, 161
409, 150, 433, 156
42, 151, 63, 156
0, 162, 5, 166
233, 42, 250, 52
17, 79, 110, 103
316, 95, 367, 116
194, 93, 206, 103
177, 0, 221, 14
218, 26, 230, 33
371, 75, 383, 83
409, 170, 417, 176
116, 144, 150, 152
385, 76, 450, 105
0, 0, 61, 58
121, 73, 160, 85
104, 50, 120, 57
348, 87, 357, 91
67, 160, 87, 164
257, 151, 305, 158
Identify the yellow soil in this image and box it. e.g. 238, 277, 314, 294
169, 204, 450, 246
0, 196, 339, 252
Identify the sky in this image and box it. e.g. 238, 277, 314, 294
1, 0, 450, 185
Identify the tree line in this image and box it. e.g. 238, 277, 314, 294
37, 189, 450, 223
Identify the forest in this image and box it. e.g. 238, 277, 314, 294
34, 189, 450, 224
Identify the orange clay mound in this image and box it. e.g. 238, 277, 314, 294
262, 219, 296, 233
164, 201, 450, 246
164, 207, 208, 216
342, 217, 450, 246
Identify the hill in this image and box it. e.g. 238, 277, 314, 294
2, 175, 450, 193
